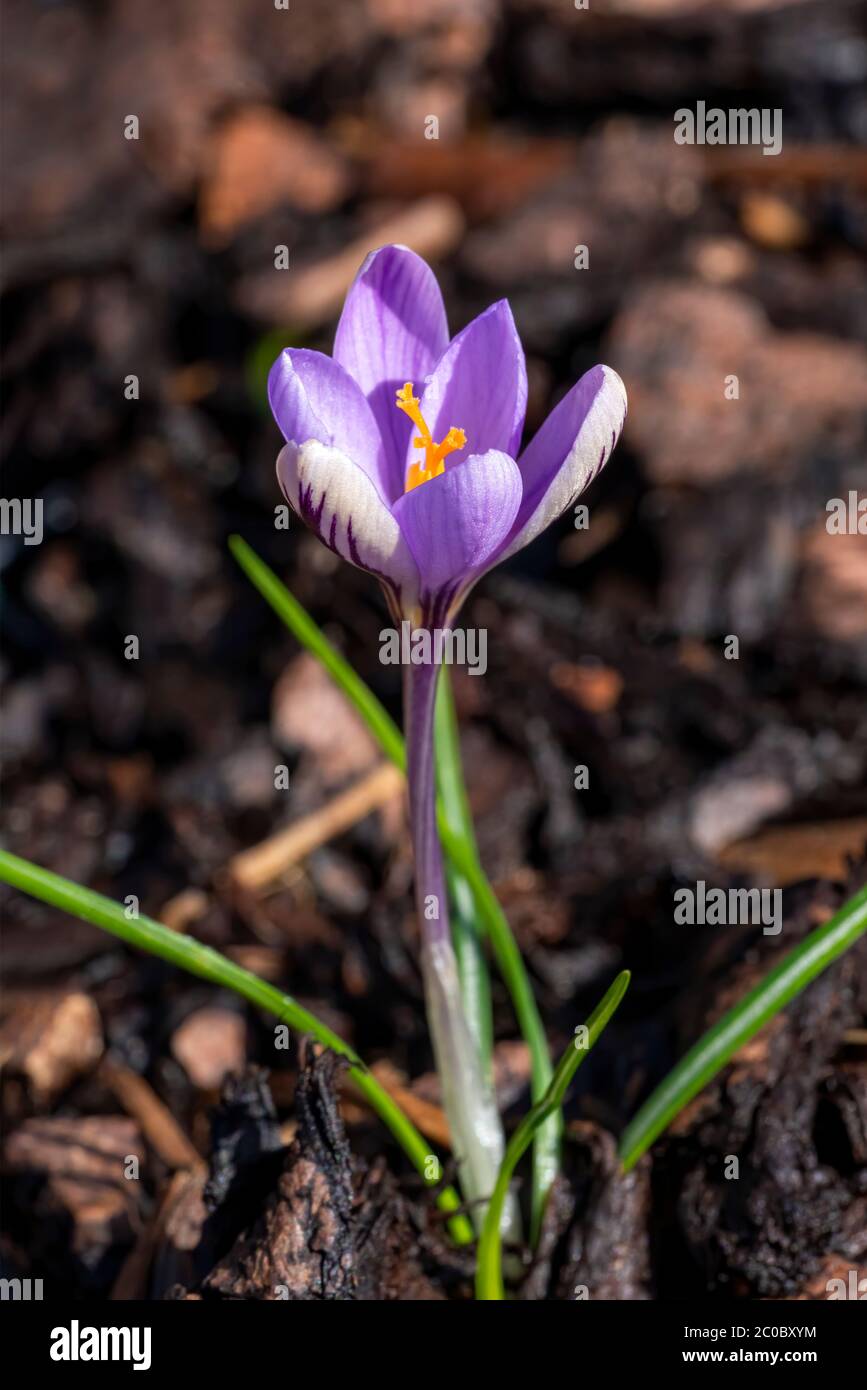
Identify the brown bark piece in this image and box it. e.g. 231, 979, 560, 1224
0, 991, 103, 1105
199, 108, 349, 247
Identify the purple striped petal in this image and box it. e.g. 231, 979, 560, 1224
333, 246, 450, 501
407, 301, 528, 486
277, 442, 419, 611
393, 449, 522, 626
500, 365, 627, 561
268, 349, 389, 496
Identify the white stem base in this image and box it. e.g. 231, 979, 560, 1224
422, 938, 521, 1243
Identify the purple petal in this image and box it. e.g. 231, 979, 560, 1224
268, 348, 389, 495
393, 449, 522, 626
500, 365, 627, 561
277, 442, 419, 610
333, 246, 449, 500
407, 301, 527, 486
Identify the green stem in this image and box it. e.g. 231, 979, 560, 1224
229, 534, 557, 1239
437, 825, 558, 1245
0, 848, 473, 1245
435, 668, 494, 1081
476, 970, 631, 1300
404, 659, 512, 1235
619, 882, 867, 1170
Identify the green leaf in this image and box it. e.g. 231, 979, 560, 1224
0, 849, 473, 1246
619, 882, 867, 1170
229, 534, 558, 1241
229, 535, 405, 769
475, 970, 631, 1301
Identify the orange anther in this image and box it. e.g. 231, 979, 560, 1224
396, 384, 466, 491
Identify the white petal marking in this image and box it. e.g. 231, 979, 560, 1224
277, 442, 419, 610
501, 365, 627, 562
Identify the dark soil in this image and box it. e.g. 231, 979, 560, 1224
1, 0, 866, 1299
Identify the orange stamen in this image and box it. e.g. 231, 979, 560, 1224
396, 383, 466, 491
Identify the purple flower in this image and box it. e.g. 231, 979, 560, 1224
268, 244, 626, 628
267, 245, 626, 1232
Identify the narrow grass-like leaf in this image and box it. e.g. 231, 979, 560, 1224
229, 534, 557, 1239
0, 849, 473, 1245
619, 882, 867, 1171
229, 535, 405, 769
475, 970, 631, 1301
435, 668, 494, 1079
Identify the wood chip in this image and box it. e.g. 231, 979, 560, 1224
0, 990, 103, 1105
717, 818, 867, 887
4, 1116, 143, 1259
549, 660, 624, 714
610, 280, 867, 486
706, 143, 867, 190
158, 886, 209, 934
739, 191, 810, 249
101, 1061, 201, 1171
273, 653, 378, 787
800, 526, 867, 643
170, 1007, 247, 1092
230, 762, 404, 891
199, 107, 350, 247
110, 1168, 200, 1300
367, 1060, 451, 1148
356, 130, 575, 220
236, 195, 464, 328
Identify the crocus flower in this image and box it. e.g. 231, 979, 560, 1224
269, 245, 625, 632
268, 245, 626, 1232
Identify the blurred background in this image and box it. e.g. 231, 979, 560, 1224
1, 0, 866, 1300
